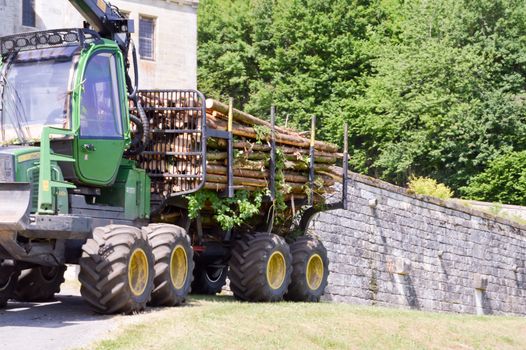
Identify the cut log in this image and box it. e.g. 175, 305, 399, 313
206, 115, 338, 153
205, 150, 336, 164
206, 165, 309, 183
206, 99, 299, 136
206, 138, 343, 159
206, 173, 268, 187
204, 183, 260, 192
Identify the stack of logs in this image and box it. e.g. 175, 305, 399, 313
204, 99, 343, 201
136, 93, 343, 200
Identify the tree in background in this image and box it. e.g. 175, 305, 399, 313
198, 0, 381, 133
462, 151, 526, 205
197, 0, 257, 107
197, 0, 526, 204
351, 0, 526, 192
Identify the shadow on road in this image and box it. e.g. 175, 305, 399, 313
0, 288, 239, 349
0, 289, 236, 330
0, 293, 112, 329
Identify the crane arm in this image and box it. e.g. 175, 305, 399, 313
67, 0, 134, 51
68, 0, 139, 98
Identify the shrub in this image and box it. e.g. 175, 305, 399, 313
407, 176, 454, 200
461, 151, 526, 205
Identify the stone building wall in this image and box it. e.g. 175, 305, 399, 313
0, 0, 198, 89
312, 172, 526, 316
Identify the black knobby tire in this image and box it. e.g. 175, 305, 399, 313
0, 268, 19, 307
144, 224, 194, 306
229, 232, 292, 302
285, 235, 329, 302
14, 265, 66, 302
79, 225, 155, 314
191, 265, 228, 295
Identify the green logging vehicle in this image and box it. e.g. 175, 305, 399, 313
0, 0, 348, 314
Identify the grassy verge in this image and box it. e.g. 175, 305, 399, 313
89, 295, 526, 350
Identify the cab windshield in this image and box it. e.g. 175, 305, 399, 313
0, 46, 78, 145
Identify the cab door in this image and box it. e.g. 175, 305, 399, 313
75, 51, 126, 186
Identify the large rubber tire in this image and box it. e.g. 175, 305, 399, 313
285, 235, 329, 302
79, 225, 155, 314
229, 232, 292, 302
0, 268, 19, 307
14, 265, 66, 302
144, 224, 194, 306
191, 264, 228, 295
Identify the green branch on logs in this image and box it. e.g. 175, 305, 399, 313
186, 145, 327, 232
186, 190, 264, 231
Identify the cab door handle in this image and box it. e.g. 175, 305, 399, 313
82, 144, 96, 152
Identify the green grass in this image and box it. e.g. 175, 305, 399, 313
89, 295, 526, 350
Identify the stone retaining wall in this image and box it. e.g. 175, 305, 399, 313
312, 173, 526, 315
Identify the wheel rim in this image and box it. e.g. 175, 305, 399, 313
306, 254, 324, 290
266, 251, 286, 290
128, 248, 149, 297
170, 245, 188, 290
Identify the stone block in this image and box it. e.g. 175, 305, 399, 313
394, 257, 411, 275
473, 274, 489, 291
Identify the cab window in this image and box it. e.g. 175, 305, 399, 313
79, 52, 123, 138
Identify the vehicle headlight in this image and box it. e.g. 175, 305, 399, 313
0, 154, 15, 182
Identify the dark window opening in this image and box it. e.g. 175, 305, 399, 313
139, 16, 155, 60
22, 0, 36, 27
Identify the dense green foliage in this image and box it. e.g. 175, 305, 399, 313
352, 0, 526, 192
462, 151, 526, 205
198, 0, 380, 134
197, 0, 526, 204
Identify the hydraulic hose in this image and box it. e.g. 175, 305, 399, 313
125, 40, 150, 156
126, 114, 144, 156
136, 100, 150, 145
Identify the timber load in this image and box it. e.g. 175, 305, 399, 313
204, 99, 341, 201
136, 91, 343, 204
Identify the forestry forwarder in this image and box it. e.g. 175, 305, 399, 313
0, 0, 349, 314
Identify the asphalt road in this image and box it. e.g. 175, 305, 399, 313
0, 283, 123, 350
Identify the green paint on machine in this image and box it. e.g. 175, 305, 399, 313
0, 36, 140, 218
71, 42, 131, 186
98, 159, 151, 220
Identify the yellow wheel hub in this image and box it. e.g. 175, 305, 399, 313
128, 248, 149, 297
170, 245, 188, 289
266, 251, 286, 290
306, 254, 324, 290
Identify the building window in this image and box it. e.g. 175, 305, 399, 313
139, 16, 155, 60
22, 0, 35, 27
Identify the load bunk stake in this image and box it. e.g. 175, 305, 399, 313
269, 105, 276, 201
226, 97, 234, 198
343, 122, 349, 210
309, 115, 316, 206
267, 105, 277, 234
